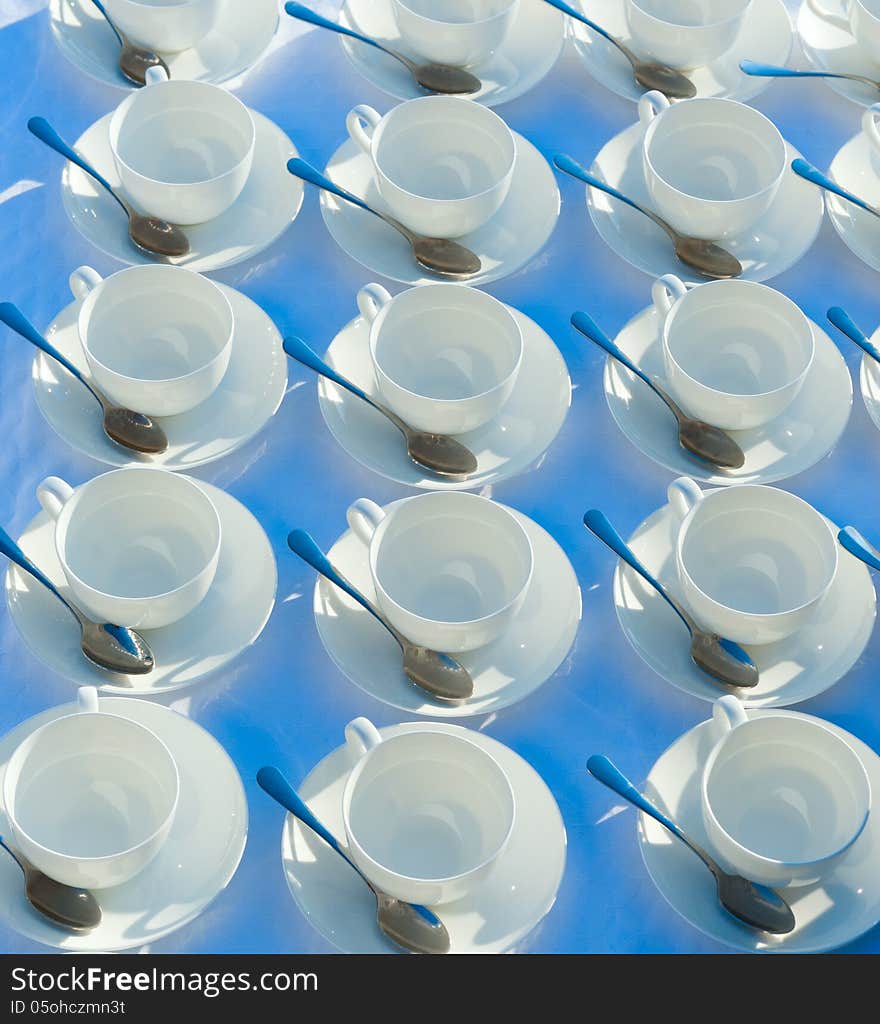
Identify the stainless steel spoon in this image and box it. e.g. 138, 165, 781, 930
287, 530, 474, 702
544, 0, 697, 99
257, 766, 451, 954
283, 335, 478, 479
791, 156, 880, 222
0, 837, 102, 932
583, 510, 759, 689
587, 755, 795, 935
571, 311, 746, 470
553, 153, 743, 280
0, 302, 168, 456
91, 0, 169, 86
287, 158, 482, 279
284, 1, 480, 95
27, 117, 189, 260
740, 59, 880, 95
0, 524, 152, 676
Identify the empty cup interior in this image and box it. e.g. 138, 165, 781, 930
679, 487, 837, 616
372, 286, 521, 401
646, 100, 785, 202
81, 267, 232, 383
396, 0, 516, 22
113, 80, 253, 186
630, 0, 749, 27
373, 494, 532, 624
665, 282, 813, 397
6, 713, 178, 860
346, 732, 514, 881
60, 471, 220, 601
706, 716, 870, 863
374, 98, 515, 202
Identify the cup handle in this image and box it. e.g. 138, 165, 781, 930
651, 274, 687, 318
806, 0, 851, 28
77, 686, 100, 714
711, 695, 749, 740
145, 65, 169, 86
667, 477, 703, 525
863, 103, 880, 152
347, 498, 386, 547
638, 90, 670, 129
37, 477, 74, 521
69, 266, 103, 302
346, 105, 382, 157
357, 283, 393, 324
345, 717, 383, 758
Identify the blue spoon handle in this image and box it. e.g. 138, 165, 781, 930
827, 306, 880, 363
0, 302, 92, 390
286, 157, 375, 217
791, 157, 879, 218
282, 334, 372, 405
27, 117, 127, 216
587, 755, 684, 840
839, 526, 880, 572
257, 766, 350, 861
0, 525, 65, 603
542, 0, 618, 47
553, 153, 648, 220
284, 2, 386, 54
740, 59, 838, 80
570, 310, 652, 389
90, 0, 124, 46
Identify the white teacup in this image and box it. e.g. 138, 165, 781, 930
862, 103, 880, 172
625, 0, 752, 70
103, 0, 218, 53
38, 469, 222, 630
357, 282, 523, 435
669, 477, 838, 645
3, 687, 179, 889
390, 0, 519, 67
109, 66, 255, 225
342, 717, 515, 905
346, 97, 516, 238
702, 697, 871, 887
640, 91, 787, 240
808, 0, 880, 61
72, 264, 234, 418
654, 275, 814, 431
347, 492, 533, 653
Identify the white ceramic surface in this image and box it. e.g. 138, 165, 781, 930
390, 0, 518, 66
6, 480, 274, 693
341, 717, 515, 905
347, 491, 533, 653
807, 0, 880, 60
625, 0, 751, 68
103, 0, 217, 52
281, 722, 565, 953
359, 282, 522, 435
827, 130, 880, 271
797, 0, 880, 106
861, 351, 880, 432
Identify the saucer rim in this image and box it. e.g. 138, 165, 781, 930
828, 131, 880, 271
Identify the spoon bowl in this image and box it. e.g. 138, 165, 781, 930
91, 0, 169, 86
0, 837, 101, 932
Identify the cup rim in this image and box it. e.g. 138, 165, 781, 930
369, 492, 534, 628
53, 468, 222, 607
110, 0, 207, 7
628, 0, 751, 31
78, 265, 235, 387
392, 0, 518, 27
342, 730, 516, 885
701, 715, 871, 868
371, 96, 516, 206
675, 484, 839, 621
368, 284, 524, 406
3, 710, 180, 865
643, 98, 787, 208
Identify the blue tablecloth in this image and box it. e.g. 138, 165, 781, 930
1, 0, 878, 954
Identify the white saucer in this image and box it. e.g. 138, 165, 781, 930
638, 709, 880, 951
798, 0, 880, 106
5, 480, 276, 695
603, 305, 852, 485
61, 110, 304, 273
280, 722, 566, 952
317, 308, 571, 490
0, 696, 246, 951
337, 0, 565, 107
584, 122, 823, 284
35, 284, 287, 470
861, 354, 880, 431
827, 131, 880, 271
313, 499, 581, 717
50, 0, 279, 89
320, 133, 560, 287
570, 0, 792, 102
612, 494, 876, 707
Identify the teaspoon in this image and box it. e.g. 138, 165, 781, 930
91, 0, 169, 86
0, 837, 102, 932
571, 311, 746, 470
287, 158, 481, 278
740, 59, 880, 95
543, 0, 696, 100
791, 157, 880, 220
283, 335, 478, 479
587, 755, 795, 934
257, 766, 451, 954
0, 302, 168, 455
27, 117, 189, 259
838, 525, 880, 575
287, 530, 473, 703
827, 306, 880, 364
284, 2, 480, 95
553, 153, 742, 280
583, 510, 759, 689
